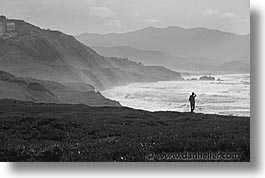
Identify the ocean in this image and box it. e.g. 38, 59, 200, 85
102, 74, 250, 117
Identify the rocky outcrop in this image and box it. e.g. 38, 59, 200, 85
199, 76, 215, 81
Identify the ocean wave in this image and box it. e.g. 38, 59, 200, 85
102, 74, 250, 117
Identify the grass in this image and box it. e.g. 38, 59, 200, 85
0, 99, 250, 162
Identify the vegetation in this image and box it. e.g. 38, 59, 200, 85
0, 99, 250, 162
0, 70, 121, 107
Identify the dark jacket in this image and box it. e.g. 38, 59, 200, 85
189, 94, 196, 103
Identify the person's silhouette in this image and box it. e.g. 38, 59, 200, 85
189, 92, 196, 113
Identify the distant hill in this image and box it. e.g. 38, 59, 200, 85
94, 46, 249, 73
0, 70, 121, 106
93, 46, 181, 66
0, 17, 182, 91
217, 61, 250, 73
77, 26, 249, 72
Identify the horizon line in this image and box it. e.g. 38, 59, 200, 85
77, 25, 250, 37
1, 14, 250, 37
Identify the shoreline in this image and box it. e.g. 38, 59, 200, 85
101, 73, 250, 117
0, 99, 250, 118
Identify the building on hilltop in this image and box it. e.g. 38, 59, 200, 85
0, 22, 5, 36
7, 22, 15, 31
6, 22, 15, 31
0, 15, 23, 40
0, 15, 7, 22
0, 16, 7, 38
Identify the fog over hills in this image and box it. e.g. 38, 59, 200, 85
77, 26, 250, 73
94, 46, 249, 73
0, 71, 121, 106
0, 17, 182, 93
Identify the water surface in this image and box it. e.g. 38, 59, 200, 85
102, 74, 250, 117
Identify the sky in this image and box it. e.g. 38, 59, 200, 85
0, 0, 250, 35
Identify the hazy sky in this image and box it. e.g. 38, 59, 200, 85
0, 0, 250, 35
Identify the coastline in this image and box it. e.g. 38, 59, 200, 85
102, 73, 250, 117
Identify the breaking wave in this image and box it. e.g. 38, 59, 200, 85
102, 74, 250, 117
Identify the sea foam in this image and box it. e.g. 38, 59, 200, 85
102, 74, 250, 117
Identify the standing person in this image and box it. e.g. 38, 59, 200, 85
189, 92, 196, 113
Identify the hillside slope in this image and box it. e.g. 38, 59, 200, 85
0, 71, 121, 106
0, 71, 60, 103
0, 17, 182, 91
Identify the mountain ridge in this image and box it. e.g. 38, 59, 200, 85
0, 16, 182, 91
79, 26, 249, 36
93, 46, 249, 73
76, 25, 250, 64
